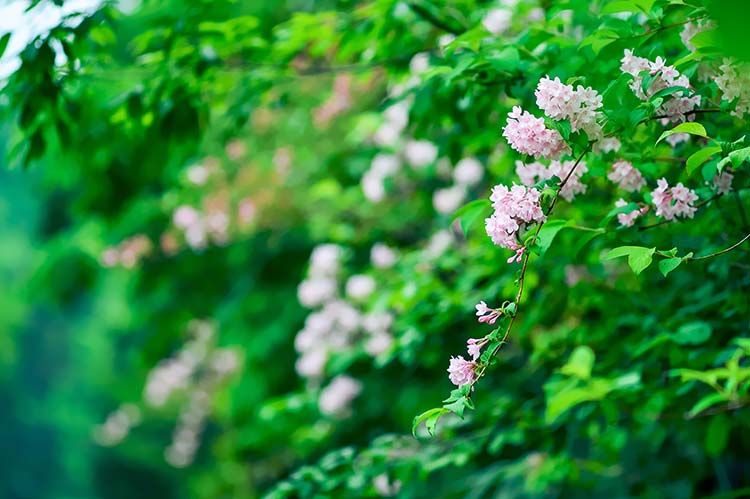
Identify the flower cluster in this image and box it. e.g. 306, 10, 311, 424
485, 184, 546, 263
535, 76, 603, 139
96, 320, 239, 468
482, 8, 512, 35
362, 153, 401, 203
475, 300, 503, 325
515, 159, 589, 202
404, 140, 438, 169
373, 99, 410, 147
172, 204, 232, 250
620, 49, 701, 123
295, 243, 395, 415
614, 199, 649, 227
651, 178, 698, 220
370, 242, 399, 269
502, 106, 570, 160
318, 375, 362, 417
100, 234, 153, 268
715, 59, 750, 118
92, 404, 141, 446
447, 356, 477, 386
712, 172, 734, 195
607, 160, 646, 192
432, 157, 485, 215
453, 157, 484, 186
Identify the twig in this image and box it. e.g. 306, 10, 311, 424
470, 145, 592, 389
687, 233, 750, 261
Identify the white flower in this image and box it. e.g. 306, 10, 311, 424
433, 185, 466, 215
296, 349, 327, 379
309, 244, 341, 277
482, 8, 512, 35
362, 170, 387, 202
173, 205, 200, 229
383, 100, 410, 130
404, 140, 438, 169
186, 164, 209, 185
374, 122, 401, 146
297, 277, 337, 308
365, 332, 394, 356
370, 153, 401, 176
426, 229, 453, 258
371, 243, 398, 269
453, 157, 483, 186
318, 375, 362, 416
409, 52, 430, 75
345, 274, 376, 301
185, 223, 207, 250
362, 311, 394, 334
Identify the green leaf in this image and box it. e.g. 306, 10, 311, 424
658, 257, 683, 277
534, 219, 571, 255
604, 246, 656, 275
560, 346, 595, 380
412, 408, 449, 438
688, 392, 727, 418
688, 29, 720, 51
656, 122, 709, 145
0, 33, 11, 60
443, 396, 472, 418
686, 146, 722, 176
705, 415, 730, 457
672, 321, 712, 345
601, 0, 654, 15
718, 146, 750, 173
544, 378, 613, 424
452, 199, 490, 236
648, 86, 691, 102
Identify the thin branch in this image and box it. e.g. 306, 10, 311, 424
688, 233, 750, 261
470, 145, 592, 390
640, 107, 722, 125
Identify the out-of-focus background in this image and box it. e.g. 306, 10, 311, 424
2, 0, 750, 498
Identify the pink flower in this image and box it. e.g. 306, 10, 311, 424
467, 338, 489, 361
502, 106, 570, 160
620, 49, 701, 123
614, 199, 648, 227
535, 76, 603, 139
608, 160, 646, 192
484, 184, 546, 262
712, 172, 733, 195
475, 301, 502, 324
447, 356, 477, 386
651, 178, 698, 220
515, 160, 588, 202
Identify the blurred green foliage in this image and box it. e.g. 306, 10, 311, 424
2, 0, 750, 498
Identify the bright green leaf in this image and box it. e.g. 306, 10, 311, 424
604, 246, 656, 275
535, 219, 571, 255
560, 346, 595, 380
658, 257, 683, 277
656, 122, 709, 145
686, 146, 722, 176
412, 408, 449, 438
